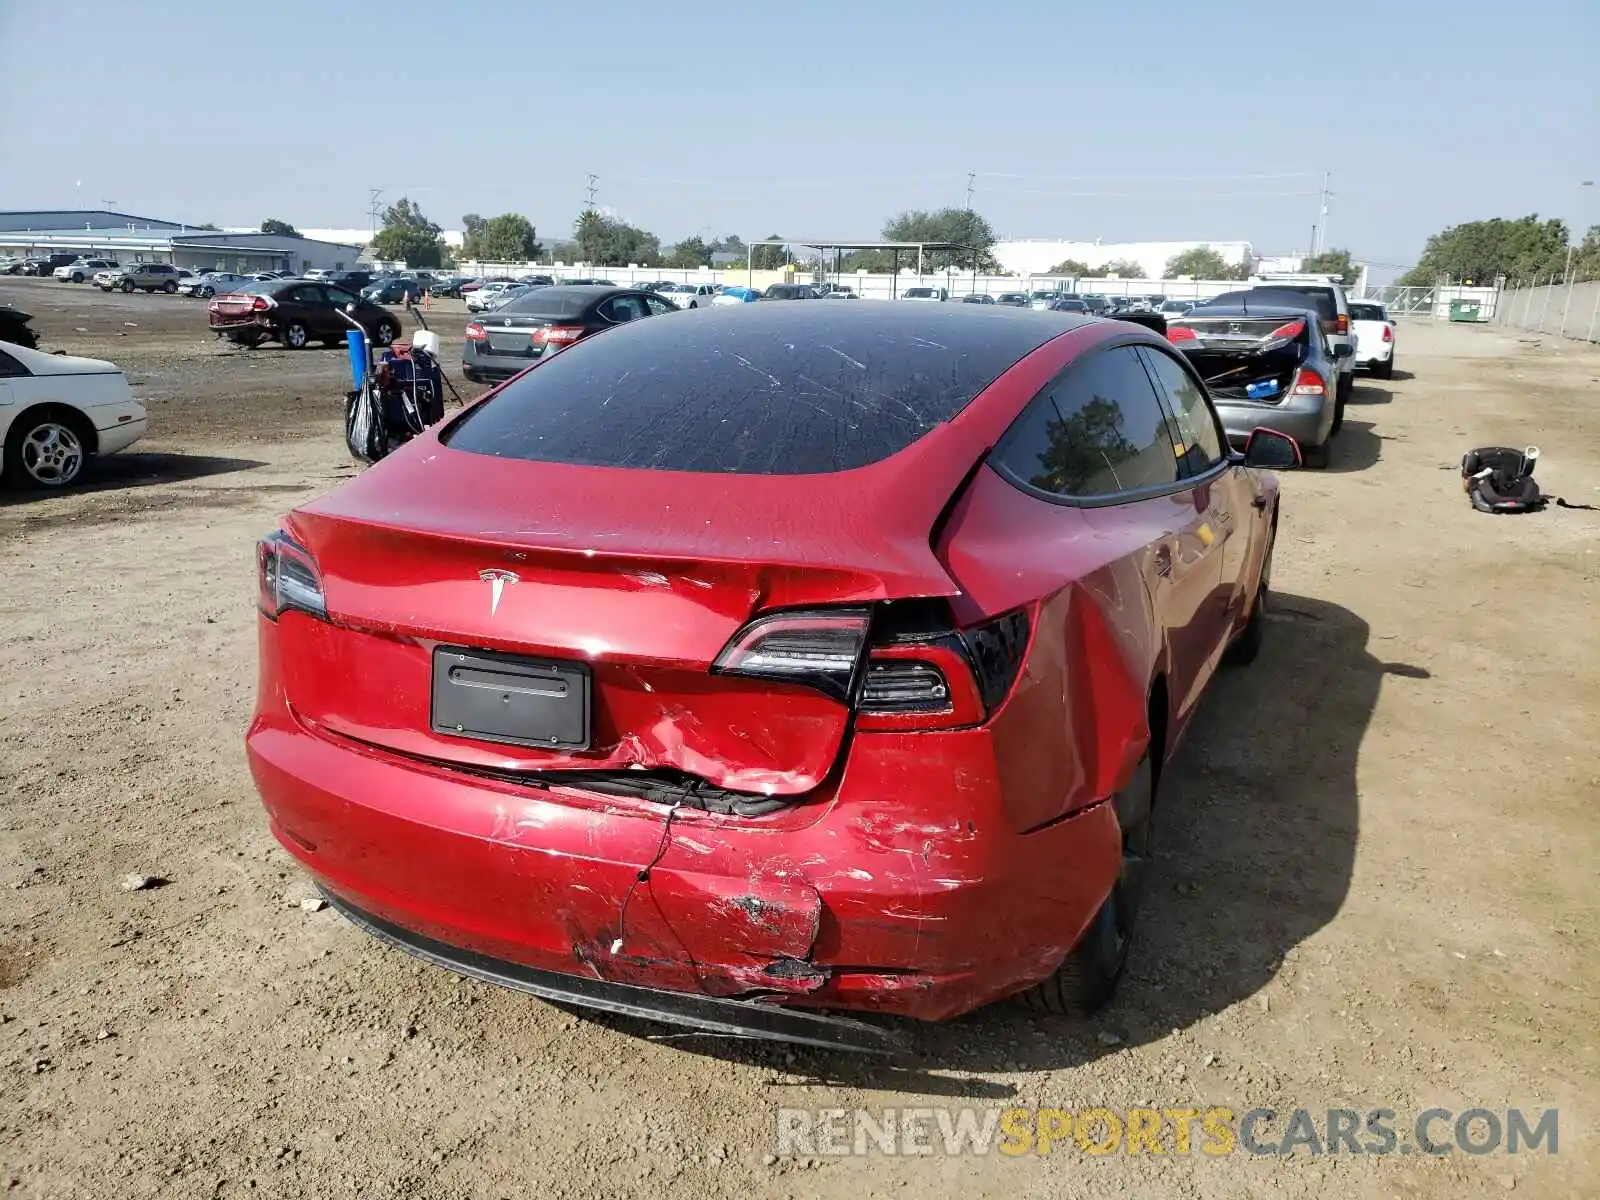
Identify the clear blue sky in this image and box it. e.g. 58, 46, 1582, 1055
2, 0, 1594, 272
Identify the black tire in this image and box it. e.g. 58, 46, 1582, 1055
71, 271, 84, 283
1225, 531, 1272, 667
1019, 753, 1155, 1016
1329, 393, 1346, 436
227, 331, 264, 348
121, 280, 134, 293
282, 322, 310, 350
373, 319, 399, 347
4, 406, 93, 489
1373, 357, 1393, 379
163, 280, 177, 294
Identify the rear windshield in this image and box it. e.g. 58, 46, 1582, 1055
1349, 302, 1387, 321
1239, 286, 1338, 320
443, 306, 1060, 475
499, 287, 601, 316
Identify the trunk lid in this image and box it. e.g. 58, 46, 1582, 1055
280, 443, 963, 797
1173, 317, 1309, 403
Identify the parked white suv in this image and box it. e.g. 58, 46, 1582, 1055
54, 258, 119, 283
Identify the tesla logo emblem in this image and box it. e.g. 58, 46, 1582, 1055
478, 569, 519, 616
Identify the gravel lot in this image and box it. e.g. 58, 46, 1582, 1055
2, 277, 1597, 1199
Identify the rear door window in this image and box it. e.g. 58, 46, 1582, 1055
603, 296, 649, 322
992, 344, 1181, 500
642, 295, 678, 316
1137, 347, 1226, 476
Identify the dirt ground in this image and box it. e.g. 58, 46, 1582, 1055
1, 277, 1597, 1199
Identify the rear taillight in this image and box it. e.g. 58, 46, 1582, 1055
464, 321, 486, 342
251, 295, 272, 312
1382, 325, 1393, 342
1289, 367, 1327, 396
257, 531, 327, 621
1267, 319, 1306, 340
1166, 325, 1197, 343
855, 607, 1030, 732
713, 609, 869, 703
1322, 314, 1348, 336
534, 325, 584, 346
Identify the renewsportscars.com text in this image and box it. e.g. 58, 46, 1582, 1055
775, 1106, 1558, 1158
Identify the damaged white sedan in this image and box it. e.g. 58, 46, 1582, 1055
0, 341, 148, 488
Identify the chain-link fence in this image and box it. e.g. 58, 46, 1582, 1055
1493, 279, 1600, 343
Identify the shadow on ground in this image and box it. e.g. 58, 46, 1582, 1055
1324, 418, 1389, 473
575, 592, 1428, 1095
1, 451, 265, 505
1349, 382, 1392, 404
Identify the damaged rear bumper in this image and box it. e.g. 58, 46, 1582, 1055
247, 642, 1124, 1043
325, 888, 905, 1053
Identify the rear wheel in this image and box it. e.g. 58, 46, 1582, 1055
1225, 531, 1272, 667
1019, 753, 1155, 1016
1330, 393, 1346, 435
1373, 357, 1393, 379
71, 271, 84, 283
283, 322, 310, 350
5, 408, 92, 489
200, 286, 215, 299
120, 280, 134, 293
373, 319, 399, 347
162, 279, 177, 294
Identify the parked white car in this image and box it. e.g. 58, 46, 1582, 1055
466, 281, 515, 313
1349, 300, 1396, 378
657, 282, 718, 309
54, 258, 120, 283
179, 271, 252, 299
0, 342, 147, 487
902, 287, 948, 302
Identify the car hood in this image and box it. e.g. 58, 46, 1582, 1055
6, 344, 123, 376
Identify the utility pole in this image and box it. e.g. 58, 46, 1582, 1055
1313, 171, 1331, 256
965, 172, 975, 211
367, 188, 384, 238
1564, 180, 1594, 282
586, 174, 599, 210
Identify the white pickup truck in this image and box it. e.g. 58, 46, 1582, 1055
1348, 300, 1396, 379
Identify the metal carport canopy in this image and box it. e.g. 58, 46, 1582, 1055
744, 239, 985, 298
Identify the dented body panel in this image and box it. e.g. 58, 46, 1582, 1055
247, 305, 1280, 1038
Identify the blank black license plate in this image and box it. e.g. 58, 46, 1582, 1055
431, 647, 591, 750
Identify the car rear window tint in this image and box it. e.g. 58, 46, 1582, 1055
443, 306, 1061, 475
1249, 287, 1337, 320
500, 288, 598, 317
1349, 303, 1386, 321
992, 344, 1180, 499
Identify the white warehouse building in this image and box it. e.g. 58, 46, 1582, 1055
992, 239, 1256, 279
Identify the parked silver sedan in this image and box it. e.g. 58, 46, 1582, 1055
179, 272, 252, 299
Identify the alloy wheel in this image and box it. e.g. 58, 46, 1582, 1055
21, 422, 85, 487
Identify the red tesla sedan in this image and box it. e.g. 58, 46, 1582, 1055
248, 304, 1297, 1052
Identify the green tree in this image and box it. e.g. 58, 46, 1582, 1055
1047, 258, 1092, 276
714, 234, 747, 260
1570, 225, 1600, 283
1300, 248, 1357, 282
465, 213, 542, 262
882, 207, 998, 271
1163, 246, 1248, 280
1397, 215, 1570, 286
370, 197, 445, 268
750, 235, 789, 270
259, 218, 298, 237
1080, 258, 1147, 279
666, 236, 712, 269
573, 210, 661, 266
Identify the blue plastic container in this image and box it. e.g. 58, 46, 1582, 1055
346, 329, 369, 391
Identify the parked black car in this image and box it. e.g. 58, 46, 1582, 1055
208, 279, 401, 349
28, 253, 82, 277
328, 270, 376, 293
362, 277, 430, 304
1165, 300, 1352, 466
1049, 298, 1089, 313
761, 284, 819, 300
462, 285, 677, 383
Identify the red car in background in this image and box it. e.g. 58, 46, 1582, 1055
248, 304, 1298, 1052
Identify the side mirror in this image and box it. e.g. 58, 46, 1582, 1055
1242, 428, 1302, 469
1332, 342, 1354, 358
